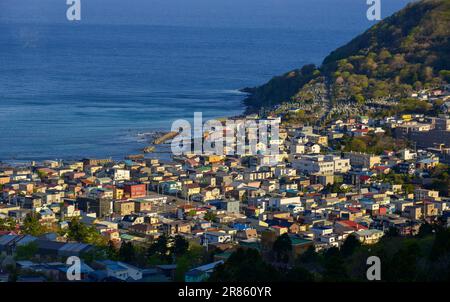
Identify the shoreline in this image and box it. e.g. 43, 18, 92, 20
0, 104, 250, 165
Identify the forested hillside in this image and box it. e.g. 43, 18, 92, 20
242, 0, 450, 113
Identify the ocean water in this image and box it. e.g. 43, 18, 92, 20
0, 0, 411, 161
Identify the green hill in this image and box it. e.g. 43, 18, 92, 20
242, 0, 450, 113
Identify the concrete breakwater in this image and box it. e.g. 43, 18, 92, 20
153, 131, 179, 145
139, 131, 179, 153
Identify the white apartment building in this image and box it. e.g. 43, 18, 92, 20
292, 155, 350, 175
113, 168, 130, 181
203, 232, 232, 244
269, 196, 301, 208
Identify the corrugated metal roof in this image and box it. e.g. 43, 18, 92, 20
16, 235, 37, 246
35, 239, 65, 250
59, 242, 90, 253
0, 234, 19, 246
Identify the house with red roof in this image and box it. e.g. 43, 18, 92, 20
334, 220, 368, 234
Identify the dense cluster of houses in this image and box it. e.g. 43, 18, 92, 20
0, 111, 449, 282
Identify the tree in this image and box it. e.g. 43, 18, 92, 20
340, 234, 361, 258
80, 247, 109, 264
439, 69, 450, 81
147, 235, 171, 263
0, 217, 16, 231
119, 241, 136, 263
427, 164, 450, 196
417, 223, 434, 238
285, 265, 315, 282
209, 248, 281, 282
430, 228, 450, 261
385, 226, 399, 237
172, 235, 189, 259
344, 138, 367, 153
65, 218, 107, 246
354, 94, 365, 104
15, 242, 38, 260
297, 246, 319, 264
322, 247, 349, 282
272, 233, 292, 263
325, 183, 350, 194
386, 242, 421, 281
22, 213, 45, 236
204, 212, 217, 222
174, 244, 205, 282
106, 240, 119, 260
403, 183, 415, 194
67, 218, 89, 242
174, 254, 191, 282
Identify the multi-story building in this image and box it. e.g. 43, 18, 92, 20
344, 152, 381, 169
124, 183, 146, 198
292, 155, 350, 175
113, 169, 130, 181
209, 199, 240, 213
113, 200, 135, 216
76, 197, 113, 218
414, 188, 440, 201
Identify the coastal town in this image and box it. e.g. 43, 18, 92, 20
0, 84, 449, 282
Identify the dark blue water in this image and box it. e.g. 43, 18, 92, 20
0, 0, 411, 161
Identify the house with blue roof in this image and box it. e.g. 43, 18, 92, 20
92, 260, 143, 281
185, 260, 224, 282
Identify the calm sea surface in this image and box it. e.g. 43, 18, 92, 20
0, 1, 410, 161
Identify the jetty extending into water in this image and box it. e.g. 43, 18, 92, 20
153, 131, 179, 145
138, 131, 179, 154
